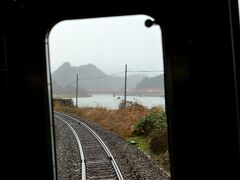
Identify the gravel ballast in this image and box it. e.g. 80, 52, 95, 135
54, 113, 170, 180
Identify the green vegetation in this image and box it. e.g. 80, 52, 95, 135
134, 108, 167, 135
127, 136, 150, 153
130, 107, 169, 170
127, 134, 169, 170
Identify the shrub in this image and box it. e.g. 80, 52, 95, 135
134, 109, 167, 136
118, 99, 146, 111
149, 129, 168, 154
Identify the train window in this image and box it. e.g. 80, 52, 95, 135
239, 0, 240, 20
46, 14, 170, 179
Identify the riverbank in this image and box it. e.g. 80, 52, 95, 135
55, 94, 165, 109
53, 93, 164, 98
53, 94, 92, 99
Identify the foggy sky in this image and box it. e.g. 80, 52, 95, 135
48, 14, 164, 76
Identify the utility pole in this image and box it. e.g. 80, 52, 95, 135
76, 74, 78, 107
124, 64, 127, 108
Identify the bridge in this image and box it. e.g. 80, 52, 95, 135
87, 89, 164, 97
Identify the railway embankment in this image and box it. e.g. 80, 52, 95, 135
55, 112, 170, 179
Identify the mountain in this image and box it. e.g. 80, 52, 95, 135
51, 62, 145, 95
52, 62, 106, 87
135, 75, 164, 90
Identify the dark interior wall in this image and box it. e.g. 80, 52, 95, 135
1, 0, 240, 179
164, 2, 240, 179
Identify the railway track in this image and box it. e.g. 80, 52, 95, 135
54, 112, 124, 180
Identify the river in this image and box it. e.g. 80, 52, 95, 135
72, 94, 165, 109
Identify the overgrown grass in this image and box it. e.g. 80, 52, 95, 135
54, 100, 148, 137
126, 135, 170, 171
130, 107, 169, 170
53, 100, 170, 171
127, 136, 151, 154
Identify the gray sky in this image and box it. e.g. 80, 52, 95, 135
48, 14, 163, 76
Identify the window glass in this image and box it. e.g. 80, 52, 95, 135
48, 14, 170, 179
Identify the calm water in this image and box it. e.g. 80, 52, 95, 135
72, 94, 165, 109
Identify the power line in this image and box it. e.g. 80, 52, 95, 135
59, 70, 163, 89
76, 74, 78, 107
77, 71, 125, 81
127, 70, 164, 73
61, 71, 125, 89
64, 80, 77, 87
124, 64, 127, 108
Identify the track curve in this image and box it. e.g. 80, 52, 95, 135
54, 111, 124, 180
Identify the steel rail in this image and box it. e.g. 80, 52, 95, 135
55, 115, 86, 180
55, 111, 124, 180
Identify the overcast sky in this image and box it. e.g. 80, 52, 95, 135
48, 14, 163, 76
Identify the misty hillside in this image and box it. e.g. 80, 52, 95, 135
52, 62, 106, 87
51, 62, 145, 93
135, 75, 164, 90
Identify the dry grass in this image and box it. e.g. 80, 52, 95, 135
54, 101, 170, 171
54, 101, 151, 137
